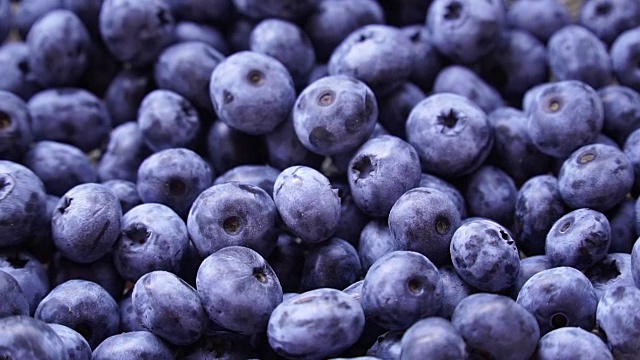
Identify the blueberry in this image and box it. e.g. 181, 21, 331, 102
585, 253, 635, 300
376, 81, 425, 139
267, 288, 365, 359
452, 293, 540, 360
509, 255, 552, 299
366, 330, 403, 360
624, 128, 640, 196
464, 165, 517, 227
187, 182, 279, 258
362, 250, 443, 330
535, 327, 613, 360
117, 292, 145, 333
104, 69, 155, 127
206, 120, 266, 175
264, 115, 325, 170
14, 0, 63, 38
579, 0, 640, 46
0, 90, 32, 162
273, 166, 341, 243
137, 148, 212, 218
209, 50, 295, 135
196, 246, 283, 335
232, 0, 320, 21
438, 265, 476, 319
35, 279, 119, 348
400, 25, 444, 92
0, 250, 50, 316
450, 218, 520, 293
214, 164, 281, 198
97, 122, 152, 183
611, 27, 640, 92
51, 183, 122, 264
300, 237, 361, 291
546, 208, 611, 270
433, 65, 504, 114
101, 179, 141, 214
0, 315, 68, 360
418, 173, 467, 219
0, 270, 29, 317
599, 85, 640, 146
506, 0, 571, 42
92, 331, 174, 360
0, 42, 42, 100
406, 93, 494, 177
48, 323, 92, 360
400, 317, 467, 360
174, 21, 230, 55
166, 0, 233, 25
606, 199, 637, 253
358, 219, 397, 273
596, 286, 640, 359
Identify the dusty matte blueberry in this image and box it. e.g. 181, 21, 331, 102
300, 238, 361, 291
452, 293, 539, 360
377, 82, 425, 139
35, 279, 119, 348
389, 187, 461, 266
101, 180, 140, 214
611, 27, 640, 92
596, 286, 640, 359
406, 93, 494, 177
400, 317, 467, 360
97, 122, 152, 182
99, 0, 175, 67
0, 91, 32, 162
599, 85, 640, 146
267, 233, 305, 293
92, 331, 173, 360
104, 69, 155, 127
358, 219, 397, 273
49, 252, 124, 302
0, 315, 68, 360
400, 25, 443, 92
438, 265, 476, 319
232, 0, 320, 21
579, 0, 640, 46
48, 323, 92, 360
206, 120, 266, 176
0, 42, 42, 100
419, 174, 467, 218
362, 251, 443, 330
585, 253, 635, 300
293, 75, 378, 156
22, 141, 97, 197
213, 165, 281, 198
464, 165, 517, 227
509, 255, 552, 299
187, 182, 279, 258
0, 250, 50, 316
264, 116, 324, 170
175, 21, 229, 54
132, 271, 207, 345
536, 327, 613, 360
450, 219, 520, 293
433, 65, 504, 114
51, 183, 122, 264
267, 288, 365, 359
115, 203, 189, 282
546, 208, 611, 270
196, 246, 282, 335
273, 166, 341, 243
0, 270, 29, 317
366, 330, 403, 360
137, 148, 212, 218
516, 267, 598, 335
607, 199, 637, 253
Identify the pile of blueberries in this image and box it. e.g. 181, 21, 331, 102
3, 0, 640, 358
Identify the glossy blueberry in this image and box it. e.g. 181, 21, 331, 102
23, 141, 97, 197
358, 219, 397, 273
300, 238, 361, 291
92, 331, 173, 360
585, 253, 635, 301
438, 265, 476, 319
433, 65, 504, 114
599, 85, 640, 147
267, 288, 365, 359
0, 91, 32, 162
525, 80, 604, 158
376, 82, 425, 139
611, 27, 640, 92
197, 246, 282, 335
0, 161, 48, 247
174, 21, 229, 55
28, 88, 112, 152
0, 270, 29, 317
596, 286, 640, 359
187, 182, 279, 258
155, 41, 224, 113
51, 183, 122, 264
132, 270, 207, 345
427, 0, 506, 64
101, 180, 140, 214
48, 323, 92, 360
406, 93, 494, 177
293, 75, 378, 156
536, 327, 613, 360
464, 165, 517, 227
509, 255, 552, 299
267, 233, 305, 293
450, 219, 520, 292
273, 166, 341, 243
137, 148, 211, 218
99, 0, 175, 68
97, 122, 152, 182
115, 203, 189, 282
118, 292, 145, 333
362, 251, 443, 330
607, 199, 637, 253
104, 69, 155, 127
558, 144, 634, 212
264, 115, 324, 170
209, 51, 295, 135
419, 173, 467, 219
400, 317, 467, 360
546, 208, 611, 270
452, 293, 539, 360
506, 0, 571, 42
366, 330, 403, 360
232, 0, 320, 21
0, 42, 42, 100
35, 279, 119, 348
400, 25, 443, 92
206, 120, 266, 175
0, 315, 68, 360
214, 164, 281, 198
579, 0, 640, 46
389, 187, 461, 266
0, 250, 50, 316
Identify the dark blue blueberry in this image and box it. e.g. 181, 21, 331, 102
267, 233, 305, 293
362, 251, 443, 330
48, 323, 92, 360
509, 255, 552, 299
0, 250, 50, 316
273, 166, 341, 243
400, 25, 444, 92
209, 51, 295, 135
579, 0, 640, 46
348, 135, 421, 217
99, 0, 176, 68
525, 80, 604, 158
0, 315, 68, 360
0, 161, 47, 248
293, 75, 378, 156
175, 21, 230, 55
206, 120, 266, 175
0, 42, 42, 100
0, 91, 32, 163
97, 122, 152, 182
0, 270, 29, 317
464, 165, 517, 227
14, 0, 63, 38
433, 65, 504, 114
366, 330, 403, 360
35, 279, 119, 348
625, 128, 640, 196
547, 25, 612, 89
450, 219, 520, 293
419, 173, 467, 219
22, 141, 97, 197
28, 88, 112, 152
181, 331, 258, 360
132, 270, 207, 345
546, 208, 611, 271
0, 0, 9, 43
606, 198, 637, 253
104, 69, 155, 127
611, 27, 640, 92
26, 9, 91, 88
400, 317, 467, 360
342, 280, 388, 355
300, 238, 361, 291
506, 0, 571, 42
406, 93, 494, 177
51, 183, 122, 264
596, 286, 640, 359
155, 41, 225, 113
196, 246, 283, 335
599, 85, 640, 146
452, 293, 539, 360
389, 187, 461, 266
214, 164, 281, 198
118, 292, 145, 333
377, 82, 425, 139
61, 0, 102, 38
264, 115, 325, 170
167, 0, 233, 25
427, 0, 506, 64
516, 267, 598, 335
267, 288, 365, 359
115, 203, 189, 282
438, 265, 476, 319
187, 182, 279, 258
329, 181, 369, 246
558, 143, 634, 212
101, 180, 141, 214
536, 327, 613, 360
358, 219, 397, 273
92, 331, 173, 360
137, 148, 212, 218
585, 253, 635, 301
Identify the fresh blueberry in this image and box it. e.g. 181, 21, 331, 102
97, 122, 152, 183
0, 90, 32, 162
400, 25, 443, 92
232, 0, 320, 21
611, 27, 640, 92
48, 323, 92, 360
14, 0, 63, 38
0, 270, 29, 317
101, 180, 141, 214
535, 327, 613, 360
433, 65, 504, 114
400, 317, 467, 360
596, 286, 640, 359
587, 252, 635, 301
206, 120, 266, 175
438, 265, 476, 319
606, 198, 637, 253
366, 330, 403, 360
506, 0, 571, 42
300, 237, 361, 291
464, 165, 517, 227
92, 331, 174, 360
509, 255, 552, 299
0, 315, 68, 360
213, 164, 281, 198
376, 82, 425, 139
263, 115, 325, 170
579, 0, 640, 46
174, 21, 230, 55
624, 128, 640, 196
358, 219, 397, 273
0, 250, 50, 316
104, 69, 155, 127
0, 42, 42, 100
419, 173, 467, 219
599, 85, 640, 147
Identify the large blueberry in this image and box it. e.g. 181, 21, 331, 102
174, 21, 230, 54
433, 65, 504, 114
263, 115, 325, 170
438, 265, 476, 319
97, 122, 152, 182
104, 69, 155, 127
14, 0, 63, 38
213, 164, 281, 198
419, 173, 467, 218
607, 198, 637, 253
400, 25, 443, 92
92, 331, 173, 360
599, 85, 640, 146
376, 81, 425, 139
464, 165, 517, 227
300, 238, 361, 291
0, 250, 50, 316
0, 270, 29, 317
0, 315, 68, 360
579, 0, 640, 46
509, 255, 552, 299
610, 27, 640, 92
0, 42, 42, 100
506, 0, 571, 42
358, 219, 397, 273
0, 90, 32, 162
48, 323, 92, 360
101, 180, 141, 214
585, 253, 635, 300
596, 286, 640, 359
117, 292, 145, 333
400, 317, 467, 360
535, 327, 613, 360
